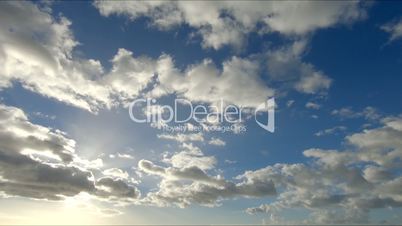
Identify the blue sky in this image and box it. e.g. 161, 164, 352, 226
1, 1, 402, 224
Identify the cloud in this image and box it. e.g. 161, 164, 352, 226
0, 0, 164, 112
0, 157, 95, 200
208, 137, 226, 146
381, 18, 402, 41
163, 143, 216, 171
294, 73, 332, 94
138, 142, 276, 208
117, 153, 134, 159
0, 1, 337, 118
165, 151, 216, 171
0, 1, 112, 112
152, 56, 275, 108
5, 2, 402, 223
305, 102, 321, 110
102, 168, 129, 180
315, 125, 347, 137
246, 115, 402, 223
331, 106, 380, 120
224, 159, 237, 164
0, 104, 138, 202
31, 111, 56, 120
0, 104, 76, 163
346, 116, 402, 168
109, 152, 134, 160
94, 1, 367, 49
139, 160, 224, 187
266, 40, 332, 94
0, 1, 276, 113
95, 177, 140, 200
0, 103, 93, 200
286, 100, 295, 107
121, 39, 330, 108
104, 48, 157, 102
157, 133, 204, 143
138, 159, 276, 208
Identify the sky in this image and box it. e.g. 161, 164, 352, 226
1, 0, 402, 225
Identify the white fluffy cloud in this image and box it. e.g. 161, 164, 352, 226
0, 1, 112, 112
0, 1, 338, 117
0, 1, 165, 112
104, 48, 157, 102
162, 143, 216, 171
95, 1, 367, 49
95, 1, 359, 97
152, 56, 275, 108
0, 1, 277, 113
294, 73, 331, 94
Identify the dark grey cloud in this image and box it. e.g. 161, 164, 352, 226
95, 177, 140, 200
0, 104, 138, 202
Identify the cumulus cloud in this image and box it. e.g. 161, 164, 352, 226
0, 104, 76, 164
0, 1, 338, 119
91, 1, 366, 105
104, 48, 157, 102
0, 1, 161, 112
139, 160, 224, 187
95, 177, 139, 200
137, 141, 276, 207
94, 1, 367, 49
152, 56, 275, 108
138, 159, 276, 208
0, 1, 112, 112
161, 143, 216, 171
137, 116, 402, 219
0, 104, 138, 202
246, 115, 402, 223
0, 1, 277, 113
4, 2, 399, 223
346, 116, 402, 168
165, 150, 216, 171
266, 40, 332, 94
294, 73, 332, 94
